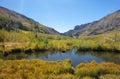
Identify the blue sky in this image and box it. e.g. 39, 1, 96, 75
0, 0, 120, 33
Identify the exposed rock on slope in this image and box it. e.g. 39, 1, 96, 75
64, 10, 120, 36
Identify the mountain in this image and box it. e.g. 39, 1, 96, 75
64, 10, 120, 36
0, 6, 59, 34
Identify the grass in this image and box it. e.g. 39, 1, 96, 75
1, 30, 120, 53
0, 59, 120, 79
0, 59, 75, 79
0, 30, 120, 79
76, 61, 120, 79
100, 74, 120, 79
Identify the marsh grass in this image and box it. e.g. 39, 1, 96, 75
0, 59, 120, 79
0, 59, 74, 79
76, 61, 120, 79
1, 30, 120, 53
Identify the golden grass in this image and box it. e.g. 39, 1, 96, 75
0, 59, 74, 79
100, 74, 120, 79
76, 61, 120, 79
0, 59, 120, 79
1, 30, 120, 53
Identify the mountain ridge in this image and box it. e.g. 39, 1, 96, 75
64, 10, 120, 36
1, 6, 120, 36
0, 6, 59, 35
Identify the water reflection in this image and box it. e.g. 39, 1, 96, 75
0, 50, 120, 67
89, 51, 120, 64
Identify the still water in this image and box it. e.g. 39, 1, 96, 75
0, 50, 120, 67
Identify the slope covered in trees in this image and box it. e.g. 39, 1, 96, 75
0, 6, 59, 34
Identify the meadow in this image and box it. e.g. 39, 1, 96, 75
0, 30, 120, 54
0, 59, 120, 79
0, 30, 120, 79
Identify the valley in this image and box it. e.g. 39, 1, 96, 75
0, 6, 120, 79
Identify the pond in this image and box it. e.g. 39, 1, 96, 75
0, 50, 120, 67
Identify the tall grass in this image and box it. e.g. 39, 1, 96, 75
1, 30, 120, 53
76, 61, 120, 79
0, 59, 120, 79
0, 59, 75, 79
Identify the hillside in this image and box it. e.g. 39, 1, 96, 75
64, 10, 120, 36
0, 6, 59, 34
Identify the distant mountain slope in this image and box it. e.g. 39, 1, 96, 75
64, 10, 120, 36
0, 6, 59, 34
